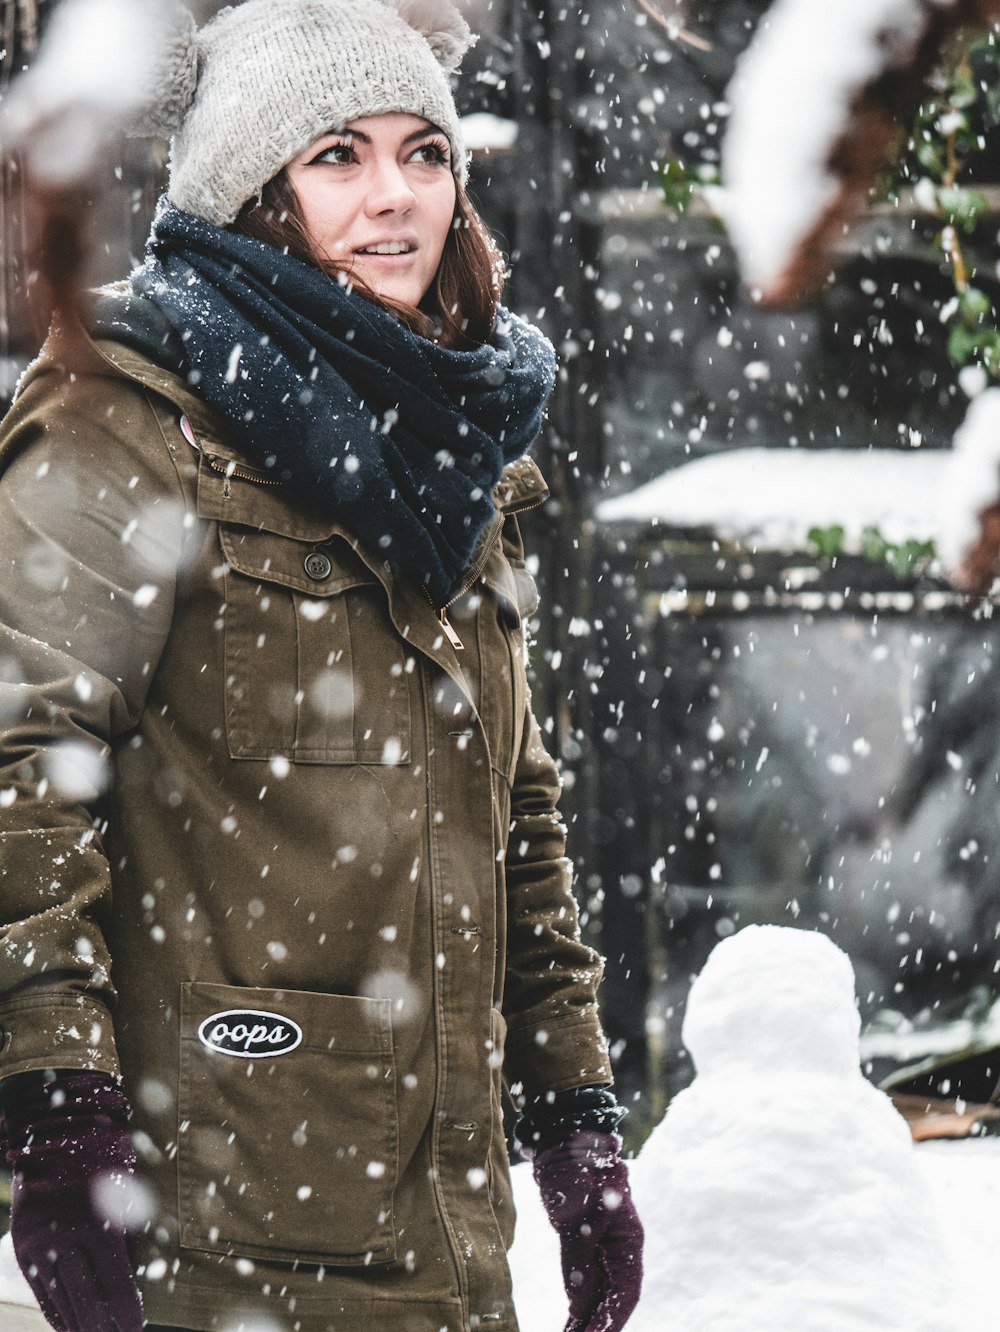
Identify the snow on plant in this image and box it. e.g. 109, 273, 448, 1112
896, 30, 1000, 387
720, 0, 997, 305
596, 447, 948, 557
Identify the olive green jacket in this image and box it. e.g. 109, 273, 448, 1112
0, 320, 611, 1332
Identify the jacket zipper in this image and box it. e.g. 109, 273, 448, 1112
425, 518, 500, 652
206, 454, 283, 491
426, 489, 548, 651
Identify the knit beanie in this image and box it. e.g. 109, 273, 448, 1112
135, 0, 475, 227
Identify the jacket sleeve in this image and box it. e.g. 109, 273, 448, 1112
0, 365, 190, 1079
501, 695, 613, 1099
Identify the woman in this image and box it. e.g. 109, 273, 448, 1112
0, 2, 643, 1330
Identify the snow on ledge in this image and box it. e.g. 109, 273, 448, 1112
460, 113, 518, 153
595, 447, 950, 552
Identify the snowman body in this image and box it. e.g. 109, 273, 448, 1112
631, 926, 959, 1331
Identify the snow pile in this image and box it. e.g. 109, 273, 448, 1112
595, 446, 948, 551
460, 113, 518, 152
0, 1234, 36, 1310
0, 0, 173, 187
938, 389, 1000, 574
861, 992, 1000, 1066
722, 0, 931, 298
628, 925, 959, 1331
508, 1131, 1000, 1330
509, 922, 992, 1331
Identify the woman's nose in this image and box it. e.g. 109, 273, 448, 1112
364, 161, 416, 215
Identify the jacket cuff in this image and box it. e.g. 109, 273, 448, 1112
504, 1009, 612, 1100
0, 993, 120, 1080
514, 1084, 626, 1154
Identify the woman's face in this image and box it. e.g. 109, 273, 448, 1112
285, 112, 458, 309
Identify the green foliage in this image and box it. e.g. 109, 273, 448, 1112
905, 31, 1000, 184
657, 158, 722, 218
898, 29, 1000, 380
947, 322, 1000, 370
807, 525, 937, 577
658, 158, 696, 214
806, 525, 845, 558
883, 538, 937, 579
859, 527, 890, 563
937, 185, 989, 233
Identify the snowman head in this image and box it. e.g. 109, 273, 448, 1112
682, 924, 861, 1078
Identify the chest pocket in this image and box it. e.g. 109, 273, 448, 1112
201, 458, 411, 765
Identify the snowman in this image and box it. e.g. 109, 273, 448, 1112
630, 925, 960, 1331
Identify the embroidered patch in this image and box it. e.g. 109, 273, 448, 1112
197, 1009, 303, 1059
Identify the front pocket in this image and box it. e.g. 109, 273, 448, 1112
178, 982, 398, 1265
221, 527, 411, 764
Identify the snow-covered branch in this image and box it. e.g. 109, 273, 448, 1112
722, 0, 999, 306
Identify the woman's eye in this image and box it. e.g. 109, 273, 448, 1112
312, 143, 355, 166
411, 141, 450, 166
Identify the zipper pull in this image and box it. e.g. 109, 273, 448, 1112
439, 609, 464, 651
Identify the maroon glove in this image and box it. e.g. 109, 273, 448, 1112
531, 1129, 644, 1332
2, 1069, 145, 1332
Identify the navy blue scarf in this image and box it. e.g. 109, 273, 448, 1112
134, 204, 556, 605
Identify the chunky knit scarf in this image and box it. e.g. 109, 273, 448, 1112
134, 203, 556, 605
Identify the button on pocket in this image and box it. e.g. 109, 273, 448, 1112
304, 549, 333, 581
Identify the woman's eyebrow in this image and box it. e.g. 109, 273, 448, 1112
326, 125, 444, 147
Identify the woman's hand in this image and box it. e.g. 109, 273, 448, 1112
2, 1070, 146, 1332
532, 1128, 644, 1332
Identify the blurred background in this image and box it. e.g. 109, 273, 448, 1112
4, 0, 1000, 1143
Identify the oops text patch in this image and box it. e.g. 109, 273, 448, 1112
198, 1009, 303, 1059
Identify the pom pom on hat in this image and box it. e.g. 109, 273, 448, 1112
130, 2, 199, 140
388, 0, 476, 72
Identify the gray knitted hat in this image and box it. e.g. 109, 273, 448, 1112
135, 0, 474, 227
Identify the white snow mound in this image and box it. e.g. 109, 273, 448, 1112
630, 925, 961, 1331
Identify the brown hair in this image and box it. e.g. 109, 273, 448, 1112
232, 171, 506, 350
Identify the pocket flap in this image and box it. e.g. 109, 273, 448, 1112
509, 561, 540, 620
196, 449, 355, 548
220, 525, 377, 596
